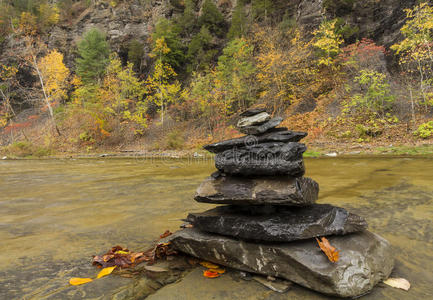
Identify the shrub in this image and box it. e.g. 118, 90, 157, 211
165, 129, 185, 149
414, 121, 433, 139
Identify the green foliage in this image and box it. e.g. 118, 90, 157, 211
152, 18, 185, 70
187, 26, 215, 72
323, 0, 355, 15
414, 121, 433, 139
350, 70, 395, 117
76, 28, 110, 84
5, 140, 51, 157
178, 0, 196, 34
228, 1, 247, 40
252, 0, 275, 22
198, 0, 225, 37
128, 39, 144, 71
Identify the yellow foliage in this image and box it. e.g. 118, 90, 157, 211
38, 50, 70, 102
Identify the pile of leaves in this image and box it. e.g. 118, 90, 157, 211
92, 231, 176, 268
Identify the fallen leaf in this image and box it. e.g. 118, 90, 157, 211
383, 278, 410, 291
69, 278, 93, 286
203, 270, 220, 278
199, 261, 219, 269
159, 230, 172, 239
316, 237, 339, 263
209, 268, 225, 274
96, 266, 116, 279
144, 265, 168, 272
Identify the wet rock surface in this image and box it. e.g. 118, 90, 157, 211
186, 204, 368, 242
239, 117, 284, 135
170, 228, 394, 298
194, 175, 319, 206
203, 130, 307, 154
214, 142, 306, 176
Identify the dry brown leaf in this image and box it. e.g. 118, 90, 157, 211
383, 278, 410, 291
316, 237, 339, 263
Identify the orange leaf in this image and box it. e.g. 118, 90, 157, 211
316, 237, 339, 263
69, 277, 93, 285
203, 270, 220, 278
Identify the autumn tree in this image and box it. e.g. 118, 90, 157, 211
254, 26, 317, 113
391, 2, 433, 110
313, 19, 344, 68
76, 28, 110, 85
152, 18, 185, 70
147, 38, 181, 126
0, 64, 18, 127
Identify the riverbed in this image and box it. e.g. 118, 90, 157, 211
0, 157, 432, 299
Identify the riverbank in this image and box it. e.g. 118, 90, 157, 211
2, 141, 433, 159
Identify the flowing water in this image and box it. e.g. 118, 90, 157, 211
0, 157, 432, 299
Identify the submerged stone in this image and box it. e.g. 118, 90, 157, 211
170, 228, 394, 298
194, 176, 318, 206
239, 117, 284, 135
186, 204, 367, 242
237, 112, 271, 128
214, 142, 306, 177
203, 130, 307, 154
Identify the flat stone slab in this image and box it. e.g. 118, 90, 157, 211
170, 228, 394, 298
239, 117, 284, 135
186, 204, 368, 242
203, 130, 307, 154
240, 107, 267, 117
214, 142, 306, 177
237, 112, 271, 128
194, 175, 318, 206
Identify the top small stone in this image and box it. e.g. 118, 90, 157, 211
237, 112, 270, 128
239, 107, 267, 117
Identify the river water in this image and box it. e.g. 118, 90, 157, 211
0, 157, 432, 299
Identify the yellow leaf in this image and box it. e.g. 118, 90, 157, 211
96, 266, 116, 279
69, 277, 93, 286
199, 261, 219, 269
209, 268, 225, 274
115, 250, 129, 255
383, 278, 410, 291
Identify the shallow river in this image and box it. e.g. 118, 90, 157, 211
0, 157, 432, 299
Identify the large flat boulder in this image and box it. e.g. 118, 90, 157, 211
214, 142, 306, 177
170, 228, 394, 298
203, 130, 307, 154
194, 175, 318, 206
239, 117, 284, 135
186, 204, 367, 242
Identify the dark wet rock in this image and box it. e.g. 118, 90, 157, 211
240, 107, 267, 117
194, 176, 318, 206
170, 228, 394, 298
237, 112, 271, 128
239, 117, 284, 135
214, 142, 306, 177
203, 130, 308, 154
186, 204, 367, 242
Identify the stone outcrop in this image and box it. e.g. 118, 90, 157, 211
170, 228, 394, 298
186, 204, 368, 242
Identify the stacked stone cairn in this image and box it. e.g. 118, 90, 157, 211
169, 108, 394, 298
